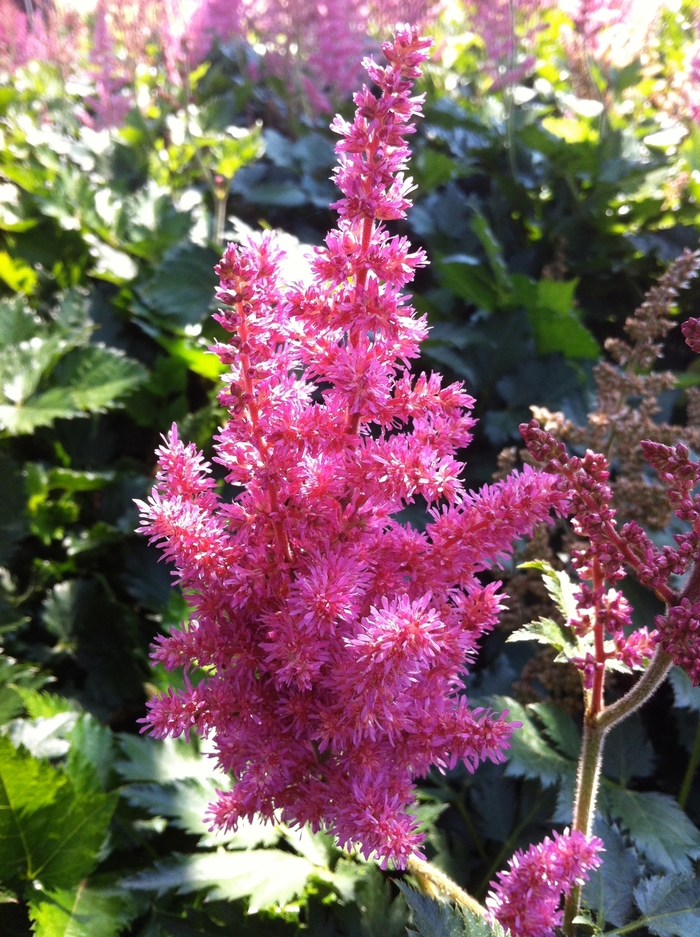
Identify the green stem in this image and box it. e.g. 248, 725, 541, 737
563, 647, 673, 936
406, 855, 486, 918
678, 715, 700, 810
563, 719, 606, 936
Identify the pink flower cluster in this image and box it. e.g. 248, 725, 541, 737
0, 0, 84, 77
464, 0, 551, 90
485, 829, 603, 937
137, 26, 569, 865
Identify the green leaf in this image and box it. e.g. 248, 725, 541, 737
0, 297, 39, 347
124, 848, 317, 913
633, 873, 700, 937
438, 257, 498, 312
115, 734, 230, 788
0, 451, 27, 563
602, 789, 700, 873
0, 250, 38, 293
138, 242, 220, 328
602, 716, 654, 784
8, 712, 78, 760
529, 703, 581, 760
506, 617, 578, 660
398, 884, 507, 937
0, 736, 117, 888
51, 345, 147, 412
519, 561, 579, 622
0, 654, 49, 725
28, 884, 139, 937
352, 866, 408, 937
123, 778, 277, 848
66, 716, 114, 791
582, 818, 639, 928
492, 697, 575, 787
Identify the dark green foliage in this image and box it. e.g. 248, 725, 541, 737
399, 885, 507, 937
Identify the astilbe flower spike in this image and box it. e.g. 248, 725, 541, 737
137, 26, 569, 866
485, 829, 603, 937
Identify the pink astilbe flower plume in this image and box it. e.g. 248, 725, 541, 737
137, 26, 568, 866
486, 829, 603, 937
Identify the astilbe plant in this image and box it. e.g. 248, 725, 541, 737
137, 26, 581, 876
519, 294, 700, 932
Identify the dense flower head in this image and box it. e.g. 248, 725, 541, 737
138, 26, 568, 865
485, 829, 603, 937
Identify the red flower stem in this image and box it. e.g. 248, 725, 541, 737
590, 558, 607, 717
557, 461, 675, 605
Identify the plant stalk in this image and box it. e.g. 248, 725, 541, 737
562, 646, 673, 935
406, 855, 487, 919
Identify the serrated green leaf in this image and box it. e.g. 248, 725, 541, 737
529, 703, 581, 760
0, 296, 39, 347
518, 561, 579, 622
138, 241, 219, 328
0, 736, 117, 888
115, 734, 230, 787
123, 778, 275, 847
52, 345, 147, 412
632, 873, 700, 937
66, 715, 114, 791
14, 687, 77, 719
506, 617, 578, 659
28, 884, 139, 937
602, 789, 700, 873
398, 884, 507, 937
8, 712, 78, 759
42, 581, 78, 647
492, 697, 575, 786
124, 848, 316, 913
583, 818, 639, 927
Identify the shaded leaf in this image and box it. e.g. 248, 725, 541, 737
115, 734, 230, 787
124, 848, 316, 913
529, 703, 581, 761
602, 715, 654, 784
138, 241, 219, 328
28, 885, 139, 937
492, 697, 575, 786
399, 884, 507, 937
52, 345, 147, 412
582, 817, 639, 927
633, 873, 700, 937
602, 789, 700, 873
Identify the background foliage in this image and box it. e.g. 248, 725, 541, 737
2, 2, 700, 935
